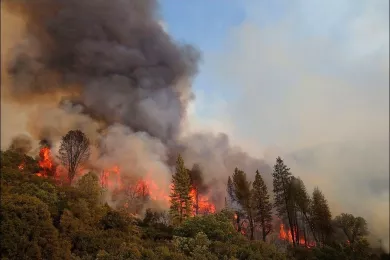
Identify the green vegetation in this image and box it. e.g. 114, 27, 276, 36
1, 136, 388, 259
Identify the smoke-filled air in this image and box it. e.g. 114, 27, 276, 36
2, 0, 269, 211
1, 0, 388, 259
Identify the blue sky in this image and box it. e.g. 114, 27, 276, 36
159, 0, 389, 247
159, 0, 247, 108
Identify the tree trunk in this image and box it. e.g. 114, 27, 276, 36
249, 218, 254, 240
236, 212, 241, 233
287, 213, 296, 246
284, 179, 296, 246
294, 210, 300, 245
303, 213, 318, 243
195, 188, 199, 216
262, 219, 267, 242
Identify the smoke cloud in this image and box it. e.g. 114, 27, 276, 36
1, 0, 270, 211
201, 0, 388, 250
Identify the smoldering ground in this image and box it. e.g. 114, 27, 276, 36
2, 0, 271, 209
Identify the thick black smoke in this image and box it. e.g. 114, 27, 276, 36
4, 0, 272, 209
7, 0, 199, 143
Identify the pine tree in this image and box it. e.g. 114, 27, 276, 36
227, 176, 235, 203
169, 154, 192, 225
292, 177, 317, 244
272, 156, 297, 246
311, 187, 333, 246
230, 168, 255, 240
252, 170, 273, 242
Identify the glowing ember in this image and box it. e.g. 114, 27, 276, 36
18, 162, 25, 170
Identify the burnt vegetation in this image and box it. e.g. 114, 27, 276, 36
1, 131, 388, 260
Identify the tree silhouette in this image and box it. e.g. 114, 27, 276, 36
169, 154, 192, 225
58, 130, 90, 184
230, 168, 256, 240
272, 156, 296, 246
252, 170, 273, 242
334, 213, 369, 244
311, 187, 333, 246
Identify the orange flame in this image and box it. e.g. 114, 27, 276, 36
36, 147, 56, 178
279, 223, 316, 247
190, 187, 216, 215
100, 166, 121, 189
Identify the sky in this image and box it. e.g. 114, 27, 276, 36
159, 0, 389, 249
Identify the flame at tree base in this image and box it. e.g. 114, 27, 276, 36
26, 147, 217, 216
279, 223, 316, 248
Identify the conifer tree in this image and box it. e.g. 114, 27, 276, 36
227, 176, 235, 203
311, 187, 333, 246
252, 170, 273, 242
230, 168, 255, 240
272, 156, 296, 246
169, 154, 192, 225
292, 177, 318, 244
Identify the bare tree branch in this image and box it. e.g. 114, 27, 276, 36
58, 130, 90, 184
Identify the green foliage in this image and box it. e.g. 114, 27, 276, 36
174, 212, 239, 242
0, 194, 68, 259
272, 157, 293, 217
76, 172, 102, 207
311, 187, 333, 245
230, 168, 256, 240
170, 154, 192, 225
100, 210, 131, 231
272, 157, 297, 245
252, 170, 273, 242
2, 149, 385, 260
334, 213, 369, 244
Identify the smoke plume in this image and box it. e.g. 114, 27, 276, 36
8, 134, 33, 154
2, 0, 270, 210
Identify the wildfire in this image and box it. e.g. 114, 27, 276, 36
28, 148, 215, 215
140, 174, 170, 203
37, 146, 56, 178
190, 187, 216, 215
279, 223, 316, 247
100, 166, 121, 189
279, 223, 293, 242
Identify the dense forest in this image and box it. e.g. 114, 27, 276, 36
1, 130, 388, 260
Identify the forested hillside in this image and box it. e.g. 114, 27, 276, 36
1, 143, 388, 260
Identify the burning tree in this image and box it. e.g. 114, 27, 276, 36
228, 168, 256, 240
272, 157, 297, 246
169, 154, 192, 225
58, 130, 91, 184
188, 164, 215, 216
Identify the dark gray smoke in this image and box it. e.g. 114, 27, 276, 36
189, 163, 208, 193
4, 0, 272, 209
7, 0, 199, 143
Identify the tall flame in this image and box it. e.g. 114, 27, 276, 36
190, 187, 216, 215
279, 223, 316, 247
36, 147, 56, 177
